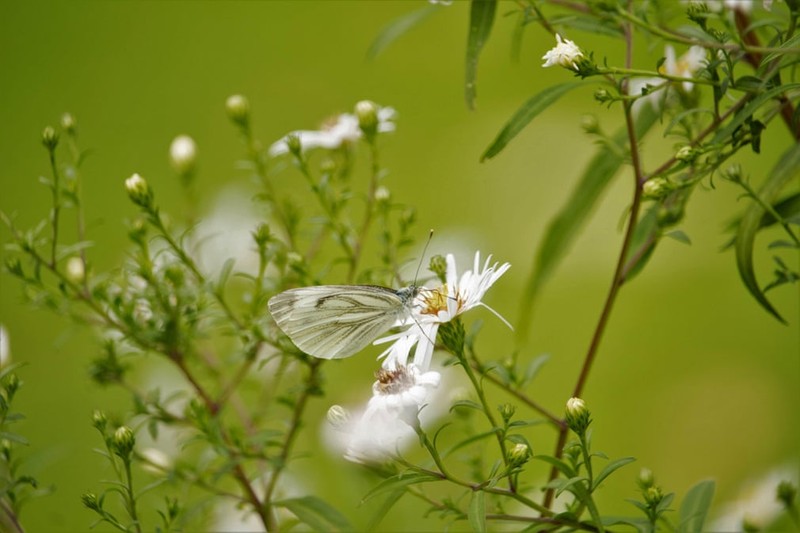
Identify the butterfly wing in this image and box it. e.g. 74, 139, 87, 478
268, 285, 411, 359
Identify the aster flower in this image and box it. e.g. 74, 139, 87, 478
542, 34, 584, 71
378, 251, 511, 372
662, 45, 707, 92
326, 364, 443, 464
268, 103, 396, 157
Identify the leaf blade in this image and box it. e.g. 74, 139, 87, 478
481, 82, 585, 161
465, 0, 497, 110
678, 479, 715, 533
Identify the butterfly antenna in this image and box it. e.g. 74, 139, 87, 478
413, 229, 434, 287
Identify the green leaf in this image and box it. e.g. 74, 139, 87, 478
592, 456, 635, 490
620, 203, 660, 283
217, 258, 235, 290
275, 496, 353, 532
468, 490, 487, 532
721, 192, 800, 250
665, 230, 691, 245
678, 479, 715, 533
734, 143, 800, 323
361, 472, 442, 503
366, 489, 406, 532
521, 353, 550, 386
367, 5, 438, 60
517, 103, 659, 338
481, 82, 584, 161
711, 83, 800, 144
533, 455, 577, 478
465, 0, 497, 110
761, 32, 800, 66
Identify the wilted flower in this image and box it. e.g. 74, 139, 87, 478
542, 34, 584, 71
268, 102, 396, 157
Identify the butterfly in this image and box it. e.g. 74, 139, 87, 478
268, 285, 421, 359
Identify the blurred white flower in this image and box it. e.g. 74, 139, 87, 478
212, 472, 305, 532
709, 461, 799, 531
169, 134, 197, 175
268, 103, 396, 157
139, 447, 172, 475
0, 325, 10, 368
662, 45, 707, 92
65, 256, 85, 283
542, 34, 584, 71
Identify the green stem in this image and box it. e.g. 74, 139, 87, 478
47, 147, 61, 268
122, 457, 142, 533
348, 140, 380, 283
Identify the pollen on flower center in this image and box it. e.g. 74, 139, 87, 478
375, 366, 416, 395
420, 286, 459, 316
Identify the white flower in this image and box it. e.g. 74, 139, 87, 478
169, 134, 197, 175
663, 45, 707, 92
542, 34, 584, 71
0, 325, 10, 368
269, 103, 396, 157
377, 251, 511, 372
328, 364, 442, 464
709, 461, 798, 531
65, 256, 85, 283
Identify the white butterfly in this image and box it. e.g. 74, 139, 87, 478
268, 285, 421, 359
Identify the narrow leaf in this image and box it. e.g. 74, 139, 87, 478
367, 5, 438, 60
533, 455, 577, 477
665, 230, 691, 245
712, 83, 800, 144
592, 456, 635, 490
517, 104, 659, 337
734, 143, 800, 323
468, 491, 487, 532
465, 0, 497, 110
276, 496, 353, 532
361, 472, 442, 503
678, 479, 715, 533
481, 82, 584, 161
366, 489, 406, 532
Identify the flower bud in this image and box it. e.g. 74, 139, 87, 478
580, 114, 600, 134
499, 403, 516, 424
225, 94, 250, 127
285, 133, 302, 157
593, 88, 612, 103
4, 374, 19, 399
65, 257, 85, 283
5, 257, 23, 278
644, 485, 663, 506
113, 426, 136, 458
355, 100, 379, 138
565, 397, 591, 434
82, 492, 100, 511
638, 467, 655, 489
375, 186, 391, 203
643, 178, 670, 199
125, 173, 153, 208
127, 218, 147, 245
675, 145, 697, 162
42, 126, 59, 151
508, 442, 532, 467
169, 135, 197, 176
0, 325, 10, 369
252, 223, 271, 248
428, 255, 447, 284
61, 113, 77, 134
92, 410, 107, 431
327, 405, 350, 429
777, 480, 797, 509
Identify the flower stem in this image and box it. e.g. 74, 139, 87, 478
122, 456, 142, 533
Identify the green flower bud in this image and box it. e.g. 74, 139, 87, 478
508, 443, 532, 467
429, 255, 447, 284
5, 257, 23, 278
593, 88, 612, 103
499, 403, 516, 424
113, 426, 136, 458
675, 145, 697, 162
355, 100, 379, 138
128, 218, 148, 245
92, 410, 107, 431
42, 126, 59, 151
125, 173, 153, 209
643, 178, 670, 199
565, 397, 591, 435
638, 467, 655, 489
252, 223, 271, 247
81, 492, 100, 511
4, 373, 20, 397
164, 265, 185, 287
777, 480, 797, 509
225, 94, 250, 127
580, 114, 600, 134
285, 133, 302, 157
644, 485, 663, 506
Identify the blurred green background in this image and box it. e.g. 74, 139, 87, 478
1, 1, 797, 531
